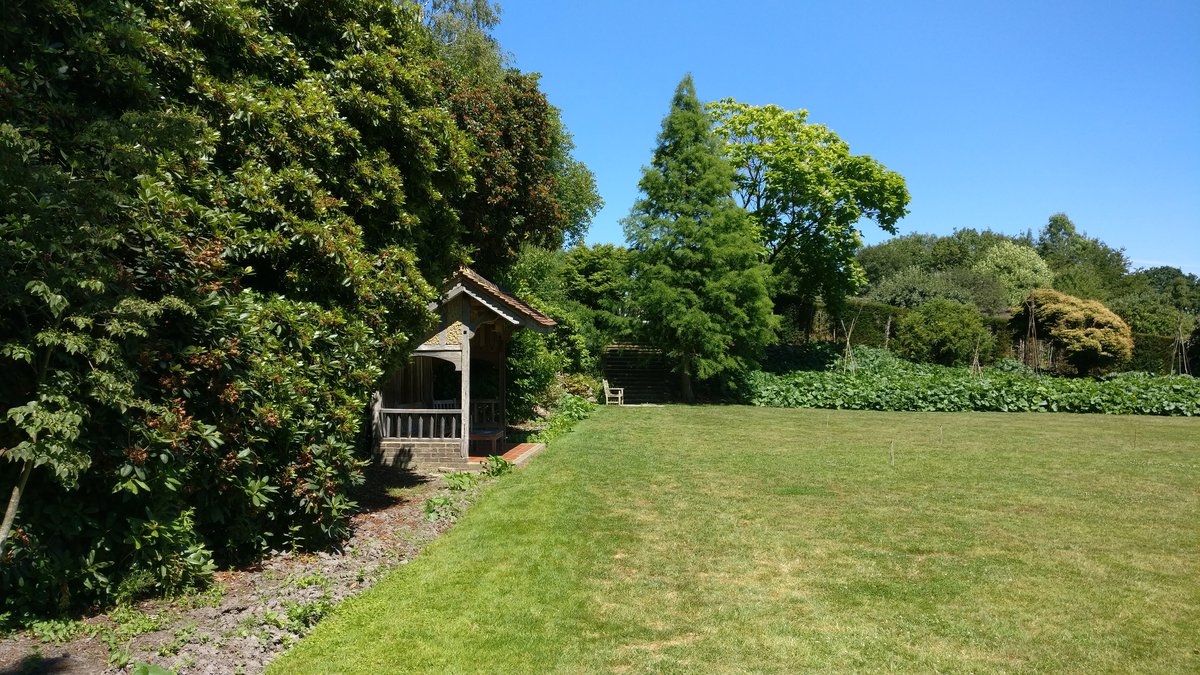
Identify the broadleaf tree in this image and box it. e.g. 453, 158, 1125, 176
972, 241, 1054, 308
0, 0, 597, 612
708, 99, 910, 312
1036, 213, 1129, 300
624, 76, 775, 402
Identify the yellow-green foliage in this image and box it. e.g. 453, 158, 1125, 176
1015, 288, 1133, 375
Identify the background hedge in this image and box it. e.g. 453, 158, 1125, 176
743, 347, 1200, 416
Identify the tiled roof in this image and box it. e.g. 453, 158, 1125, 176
453, 267, 556, 329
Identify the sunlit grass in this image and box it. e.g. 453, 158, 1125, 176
272, 407, 1200, 673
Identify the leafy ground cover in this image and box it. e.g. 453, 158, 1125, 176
745, 347, 1200, 415
271, 406, 1200, 672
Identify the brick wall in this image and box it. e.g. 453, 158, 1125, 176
376, 440, 469, 472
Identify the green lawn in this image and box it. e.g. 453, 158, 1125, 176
272, 407, 1200, 673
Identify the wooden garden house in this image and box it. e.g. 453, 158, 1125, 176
373, 268, 555, 471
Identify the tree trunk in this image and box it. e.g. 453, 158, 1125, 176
0, 459, 34, 553
680, 368, 694, 404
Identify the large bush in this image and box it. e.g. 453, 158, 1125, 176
0, 0, 594, 613
894, 299, 994, 366
1013, 289, 1134, 376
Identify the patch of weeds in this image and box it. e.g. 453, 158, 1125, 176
175, 582, 225, 610
234, 612, 279, 643
108, 645, 133, 669
283, 594, 335, 633
262, 610, 287, 631
27, 617, 91, 644
113, 570, 159, 606
98, 605, 171, 667
385, 485, 419, 500
423, 495, 460, 522
288, 571, 331, 589
108, 605, 169, 639
156, 624, 196, 657
481, 455, 514, 478
443, 471, 480, 491
131, 662, 174, 675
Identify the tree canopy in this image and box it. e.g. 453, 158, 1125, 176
972, 241, 1054, 308
0, 0, 597, 612
1036, 213, 1129, 301
708, 99, 910, 308
625, 76, 774, 402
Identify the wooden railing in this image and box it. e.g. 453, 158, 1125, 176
378, 408, 462, 440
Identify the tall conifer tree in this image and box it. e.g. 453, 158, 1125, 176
623, 75, 775, 402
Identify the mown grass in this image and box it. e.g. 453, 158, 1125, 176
271, 407, 1200, 673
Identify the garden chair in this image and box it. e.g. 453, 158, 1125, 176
603, 379, 624, 406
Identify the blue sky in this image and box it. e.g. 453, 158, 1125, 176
493, 0, 1200, 274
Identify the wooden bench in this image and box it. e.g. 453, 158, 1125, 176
470, 425, 505, 457
603, 379, 624, 406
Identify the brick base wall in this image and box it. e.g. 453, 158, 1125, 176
376, 439, 470, 472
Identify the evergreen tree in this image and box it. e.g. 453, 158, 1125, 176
623, 75, 774, 402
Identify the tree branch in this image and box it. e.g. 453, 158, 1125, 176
0, 459, 34, 554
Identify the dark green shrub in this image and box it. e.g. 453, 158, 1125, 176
1109, 294, 1183, 336
1129, 333, 1177, 375
0, 0, 595, 614
559, 373, 600, 401
984, 315, 1016, 362
895, 299, 994, 366
813, 298, 907, 348
505, 329, 562, 422
942, 267, 1012, 315
761, 343, 842, 373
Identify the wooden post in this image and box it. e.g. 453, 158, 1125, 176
459, 302, 472, 459
499, 333, 507, 446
